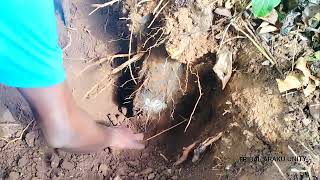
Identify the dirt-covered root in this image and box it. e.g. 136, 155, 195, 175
133, 46, 186, 116
121, 0, 237, 64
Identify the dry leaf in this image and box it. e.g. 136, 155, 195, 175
192, 132, 223, 163
213, 50, 233, 89
174, 142, 198, 166
224, 0, 233, 9
260, 9, 278, 24
214, 8, 232, 17
259, 21, 270, 28
296, 57, 311, 78
259, 25, 278, 34
304, 80, 317, 96
276, 72, 307, 93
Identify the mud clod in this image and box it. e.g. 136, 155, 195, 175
61, 161, 75, 170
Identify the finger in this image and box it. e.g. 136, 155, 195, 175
129, 142, 145, 150
134, 133, 144, 141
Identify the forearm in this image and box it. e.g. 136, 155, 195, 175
18, 82, 109, 152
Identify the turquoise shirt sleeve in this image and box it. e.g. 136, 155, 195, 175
0, 0, 65, 88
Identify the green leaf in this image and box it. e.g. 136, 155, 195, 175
307, 51, 320, 62
315, 51, 320, 59
252, 0, 281, 17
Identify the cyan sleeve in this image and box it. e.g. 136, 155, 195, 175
0, 0, 65, 88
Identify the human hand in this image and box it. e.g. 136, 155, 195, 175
105, 127, 145, 150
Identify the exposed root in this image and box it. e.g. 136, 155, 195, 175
82, 75, 113, 99
152, 0, 166, 15
62, 30, 72, 52
184, 71, 203, 132
272, 161, 288, 180
89, 0, 120, 16
111, 52, 145, 74
145, 119, 188, 141
147, 1, 169, 29
128, 27, 138, 85
79, 54, 133, 76
2, 120, 34, 150
231, 19, 276, 65
288, 145, 313, 179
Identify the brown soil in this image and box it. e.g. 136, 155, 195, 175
0, 1, 319, 180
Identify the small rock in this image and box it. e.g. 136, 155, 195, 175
50, 155, 61, 168
1, 108, 16, 123
0, 169, 5, 178
114, 175, 122, 180
167, 169, 172, 174
160, 176, 167, 180
0, 140, 6, 148
141, 153, 149, 159
140, 168, 153, 175
171, 175, 178, 180
0, 124, 22, 139
61, 161, 74, 170
302, 118, 311, 126
128, 172, 135, 176
148, 173, 155, 179
9, 171, 20, 180
25, 131, 38, 147
31, 177, 41, 180
98, 164, 111, 176
127, 160, 139, 167
310, 104, 320, 120
117, 163, 129, 175
18, 156, 28, 167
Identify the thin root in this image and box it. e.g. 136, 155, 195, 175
145, 119, 188, 141
184, 71, 202, 132
89, 0, 120, 16
148, 1, 169, 28
128, 27, 138, 85
273, 160, 288, 180
3, 120, 34, 149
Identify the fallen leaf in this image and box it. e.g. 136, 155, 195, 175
213, 50, 233, 89
192, 132, 223, 163
303, 80, 317, 96
276, 72, 307, 93
258, 24, 278, 34
224, 0, 233, 9
260, 9, 278, 24
296, 57, 311, 78
214, 8, 232, 17
174, 142, 198, 166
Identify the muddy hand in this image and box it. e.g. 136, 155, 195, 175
105, 127, 145, 150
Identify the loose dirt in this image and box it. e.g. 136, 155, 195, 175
0, 0, 319, 180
